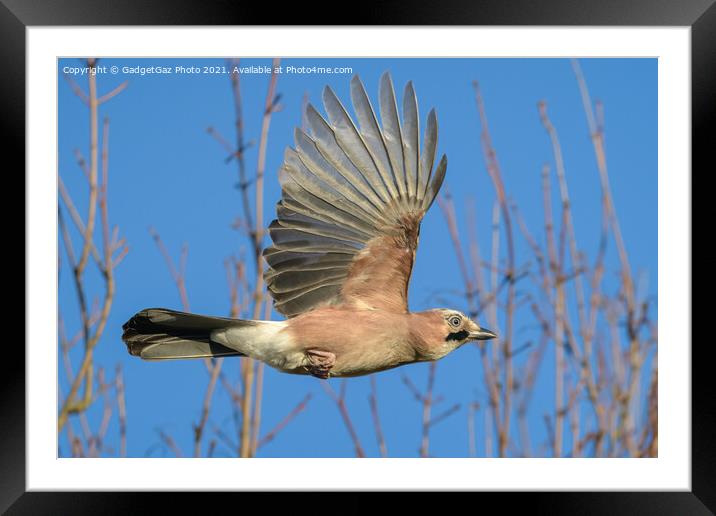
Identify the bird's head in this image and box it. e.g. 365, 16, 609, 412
436, 308, 497, 345
411, 309, 497, 360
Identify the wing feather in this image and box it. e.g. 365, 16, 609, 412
267, 268, 349, 293
263, 248, 355, 271
322, 86, 393, 205
305, 104, 386, 213
280, 188, 379, 238
269, 220, 362, 246
273, 283, 344, 317
264, 73, 448, 317
276, 206, 373, 242
282, 149, 385, 226
350, 76, 400, 200
293, 128, 387, 223
378, 73, 409, 201
420, 108, 438, 201
422, 154, 447, 213
267, 234, 361, 255
402, 81, 420, 202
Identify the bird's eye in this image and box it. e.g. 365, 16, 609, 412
449, 316, 461, 327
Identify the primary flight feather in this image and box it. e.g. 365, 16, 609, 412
122, 72, 496, 378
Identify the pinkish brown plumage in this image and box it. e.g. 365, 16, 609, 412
275, 307, 490, 378
340, 214, 419, 313
122, 73, 496, 378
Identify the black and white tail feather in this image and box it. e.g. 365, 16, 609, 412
122, 308, 249, 360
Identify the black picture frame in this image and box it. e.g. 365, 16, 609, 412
7, 0, 707, 513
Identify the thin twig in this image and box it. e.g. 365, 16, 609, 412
467, 402, 479, 457
64, 72, 89, 105
227, 58, 255, 235
98, 81, 128, 104
437, 190, 477, 316
369, 376, 388, 457
257, 393, 312, 449
159, 431, 183, 457
240, 58, 281, 459
420, 362, 438, 457
323, 382, 365, 458
116, 365, 127, 457
542, 161, 564, 457
58, 75, 124, 431
193, 359, 222, 457
149, 227, 190, 311
473, 81, 516, 457
250, 298, 273, 456
76, 59, 99, 276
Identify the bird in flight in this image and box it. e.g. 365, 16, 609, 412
122, 72, 496, 378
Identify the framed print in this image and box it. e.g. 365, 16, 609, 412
9, 0, 710, 512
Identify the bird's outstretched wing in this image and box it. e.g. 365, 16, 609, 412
264, 72, 447, 317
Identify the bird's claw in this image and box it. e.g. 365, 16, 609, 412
305, 349, 335, 379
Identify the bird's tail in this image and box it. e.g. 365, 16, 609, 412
122, 308, 251, 360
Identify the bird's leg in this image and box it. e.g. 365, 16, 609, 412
304, 349, 336, 379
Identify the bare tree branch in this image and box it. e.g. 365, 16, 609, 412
323, 381, 365, 458
257, 393, 312, 449
369, 376, 388, 457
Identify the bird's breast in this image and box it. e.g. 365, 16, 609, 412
285, 308, 416, 377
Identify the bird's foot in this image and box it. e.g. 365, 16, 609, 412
305, 349, 335, 379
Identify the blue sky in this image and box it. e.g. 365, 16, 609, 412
58, 57, 657, 458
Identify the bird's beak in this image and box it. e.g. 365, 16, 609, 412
469, 328, 497, 341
